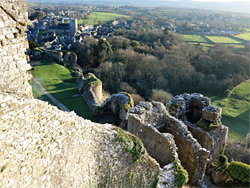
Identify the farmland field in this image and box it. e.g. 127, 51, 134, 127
208, 80, 250, 142
235, 33, 250, 41
78, 12, 129, 25
181, 34, 209, 42
205, 36, 242, 44
188, 42, 214, 50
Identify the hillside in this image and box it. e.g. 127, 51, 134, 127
209, 80, 250, 142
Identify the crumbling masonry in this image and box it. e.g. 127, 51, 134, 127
0, 1, 228, 187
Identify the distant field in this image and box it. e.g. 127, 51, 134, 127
78, 12, 129, 25
205, 36, 242, 44
209, 80, 250, 142
188, 42, 214, 50
235, 33, 250, 41
31, 62, 94, 120
181, 34, 208, 42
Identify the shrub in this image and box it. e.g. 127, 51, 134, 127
130, 94, 145, 106
173, 160, 189, 188
227, 161, 250, 184
225, 139, 250, 165
150, 89, 173, 106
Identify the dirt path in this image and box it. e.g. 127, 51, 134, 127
32, 77, 70, 112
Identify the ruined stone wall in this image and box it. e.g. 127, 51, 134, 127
128, 101, 210, 185
128, 102, 178, 167
0, 0, 32, 97
0, 92, 160, 187
0, 1, 161, 187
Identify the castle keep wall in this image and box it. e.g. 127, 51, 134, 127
0, 0, 32, 97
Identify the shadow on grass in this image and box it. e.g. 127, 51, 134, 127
45, 82, 94, 121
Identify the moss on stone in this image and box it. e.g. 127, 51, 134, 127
119, 92, 134, 112
85, 73, 102, 89
123, 103, 132, 112
114, 127, 146, 162
196, 119, 221, 131
173, 160, 189, 188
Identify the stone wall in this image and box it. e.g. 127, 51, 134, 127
128, 102, 178, 167
0, 92, 160, 187
168, 93, 228, 165
128, 101, 210, 185
0, 0, 32, 97
32, 47, 63, 63
0, 1, 162, 187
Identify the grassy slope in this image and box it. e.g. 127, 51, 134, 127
78, 12, 129, 25
235, 33, 250, 41
209, 80, 250, 142
31, 62, 94, 120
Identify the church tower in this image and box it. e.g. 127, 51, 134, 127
70, 19, 78, 34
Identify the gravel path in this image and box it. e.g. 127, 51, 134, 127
32, 77, 70, 112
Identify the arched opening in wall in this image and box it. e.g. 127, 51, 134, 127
186, 98, 203, 124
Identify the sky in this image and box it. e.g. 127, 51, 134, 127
192, 0, 249, 2
28, 0, 250, 14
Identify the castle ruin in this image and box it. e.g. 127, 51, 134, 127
0, 1, 228, 187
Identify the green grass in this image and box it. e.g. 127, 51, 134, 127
38, 31, 46, 38
189, 42, 214, 50
181, 35, 208, 42
31, 62, 94, 120
30, 79, 56, 106
77, 19, 85, 25
78, 12, 129, 25
235, 33, 250, 41
205, 36, 242, 44
208, 80, 250, 142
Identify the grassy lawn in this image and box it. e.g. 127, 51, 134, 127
38, 30, 46, 38
208, 80, 250, 142
205, 36, 242, 44
78, 12, 129, 25
181, 34, 209, 42
31, 62, 94, 120
235, 33, 250, 41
